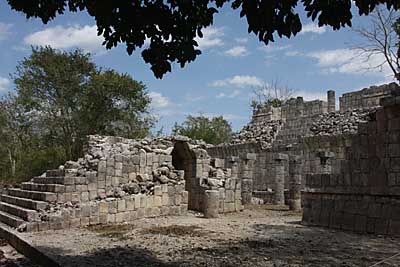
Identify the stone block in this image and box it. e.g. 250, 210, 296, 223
154, 196, 162, 207
65, 185, 75, 193
161, 206, 170, 216
99, 214, 107, 224
161, 184, 168, 193
137, 208, 145, 218
112, 176, 119, 186
108, 201, 117, 214
81, 205, 91, 217
107, 214, 116, 223
388, 220, 400, 236
181, 191, 188, 204
89, 190, 98, 200
90, 216, 100, 225
118, 199, 126, 212
126, 197, 135, 211
146, 196, 154, 208
115, 212, 125, 223
99, 202, 108, 213
69, 218, 81, 229
81, 191, 89, 202
375, 218, 389, 235
368, 203, 382, 218
129, 211, 137, 221
225, 190, 234, 202
175, 194, 182, 205
134, 195, 141, 209
154, 185, 162, 196
80, 217, 90, 227
115, 169, 123, 177
162, 193, 169, 206
106, 167, 115, 176
152, 207, 161, 217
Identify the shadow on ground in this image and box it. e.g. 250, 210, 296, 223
35, 224, 400, 267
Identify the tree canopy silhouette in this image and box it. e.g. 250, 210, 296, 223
7, 0, 400, 78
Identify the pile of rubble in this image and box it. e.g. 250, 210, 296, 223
310, 109, 376, 136
229, 120, 282, 148
60, 135, 207, 176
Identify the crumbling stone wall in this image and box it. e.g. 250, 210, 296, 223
210, 83, 397, 206
339, 82, 399, 112
302, 95, 400, 236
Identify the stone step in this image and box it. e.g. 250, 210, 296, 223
0, 202, 38, 221
0, 195, 48, 211
21, 182, 65, 193
8, 188, 57, 203
46, 169, 65, 177
32, 176, 74, 185
0, 210, 26, 228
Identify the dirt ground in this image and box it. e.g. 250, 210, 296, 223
22, 206, 400, 267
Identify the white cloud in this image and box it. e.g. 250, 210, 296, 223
216, 89, 241, 98
24, 25, 105, 53
0, 77, 10, 92
259, 44, 292, 53
195, 27, 224, 50
0, 23, 12, 41
235, 37, 248, 43
299, 23, 326, 35
285, 50, 302, 57
224, 46, 249, 57
149, 91, 171, 109
306, 48, 392, 77
211, 75, 263, 88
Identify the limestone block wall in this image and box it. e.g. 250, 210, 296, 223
339, 82, 399, 112
302, 96, 400, 236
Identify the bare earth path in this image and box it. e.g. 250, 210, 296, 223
21, 206, 400, 267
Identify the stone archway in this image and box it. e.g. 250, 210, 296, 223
171, 141, 198, 211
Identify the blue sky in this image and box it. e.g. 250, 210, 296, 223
0, 2, 396, 133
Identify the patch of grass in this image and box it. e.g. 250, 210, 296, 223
140, 225, 207, 237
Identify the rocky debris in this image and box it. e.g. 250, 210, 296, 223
53, 135, 211, 177
228, 120, 282, 149
202, 159, 233, 188
310, 108, 376, 136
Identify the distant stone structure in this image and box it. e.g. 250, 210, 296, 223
208, 82, 400, 236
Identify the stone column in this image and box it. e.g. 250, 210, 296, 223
288, 155, 302, 211
327, 90, 336, 113
240, 153, 256, 205
273, 153, 288, 205
204, 190, 219, 218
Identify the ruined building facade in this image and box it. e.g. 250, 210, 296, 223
0, 83, 399, 237
208, 82, 400, 236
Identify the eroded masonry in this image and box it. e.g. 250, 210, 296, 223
0, 83, 399, 237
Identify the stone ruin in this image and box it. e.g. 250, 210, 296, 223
208, 82, 400, 236
0, 135, 251, 232
0, 82, 399, 237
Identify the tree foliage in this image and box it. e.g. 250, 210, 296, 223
6, 0, 400, 78
0, 46, 154, 182
172, 115, 233, 145
251, 80, 296, 110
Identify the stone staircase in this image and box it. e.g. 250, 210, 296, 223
0, 169, 68, 232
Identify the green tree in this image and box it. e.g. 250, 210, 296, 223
6, 1, 399, 78
173, 115, 233, 145
13, 46, 154, 160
